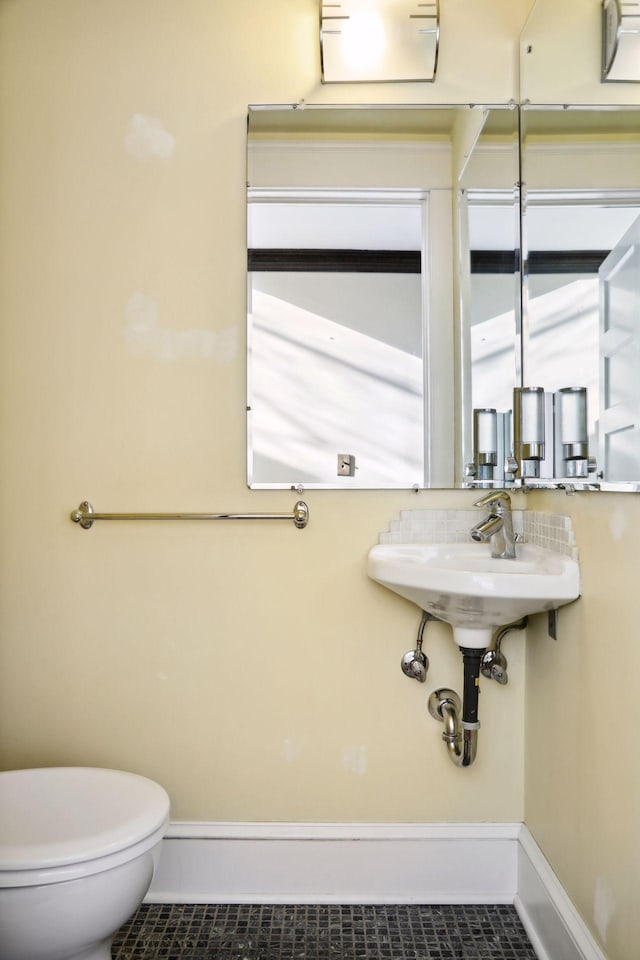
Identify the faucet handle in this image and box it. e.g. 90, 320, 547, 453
473, 490, 512, 509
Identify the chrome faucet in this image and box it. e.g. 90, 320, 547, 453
470, 491, 516, 559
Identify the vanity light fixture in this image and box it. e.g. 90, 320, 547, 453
320, 0, 439, 83
602, 0, 640, 82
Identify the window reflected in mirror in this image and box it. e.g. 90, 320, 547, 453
521, 107, 640, 487
246, 105, 521, 490
248, 196, 425, 486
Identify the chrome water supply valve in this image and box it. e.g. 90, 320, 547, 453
480, 617, 528, 685
400, 610, 438, 683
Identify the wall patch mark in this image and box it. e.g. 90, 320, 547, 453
125, 113, 176, 162
124, 290, 237, 363
342, 745, 367, 776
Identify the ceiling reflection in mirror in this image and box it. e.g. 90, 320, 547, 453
246, 104, 520, 489
520, 106, 640, 489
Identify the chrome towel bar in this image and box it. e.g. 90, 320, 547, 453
70, 500, 309, 530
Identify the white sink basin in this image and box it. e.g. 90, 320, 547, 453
367, 542, 580, 647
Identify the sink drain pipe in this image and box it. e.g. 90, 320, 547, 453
428, 647, 485, 767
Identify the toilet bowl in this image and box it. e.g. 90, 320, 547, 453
0, 767, 170, 960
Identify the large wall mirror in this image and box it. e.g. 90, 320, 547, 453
246, 104, 520, 489
520, 106, 640, 491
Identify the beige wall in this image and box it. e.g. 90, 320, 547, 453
522, 4, 640, 960
520, 0, 640, 104
1, 1, 639, 957
525, 491, 640, 960
0, 0, 530, 822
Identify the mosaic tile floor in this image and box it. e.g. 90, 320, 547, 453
113, 903, 538, 959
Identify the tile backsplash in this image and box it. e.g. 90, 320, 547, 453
378, 509, 577, 560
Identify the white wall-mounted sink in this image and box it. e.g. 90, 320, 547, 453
367, 542, 580, 648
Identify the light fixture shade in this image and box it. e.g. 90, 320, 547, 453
320, 0, 439, 83
602, 0, 640, 82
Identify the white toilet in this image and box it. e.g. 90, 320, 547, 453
0, 767, 170, 960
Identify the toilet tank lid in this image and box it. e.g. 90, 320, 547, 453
0, 767, 170, 870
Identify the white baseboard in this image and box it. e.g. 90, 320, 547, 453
147, 821, 607, 960
147, 821, 519, 905
515, 826, 607, 960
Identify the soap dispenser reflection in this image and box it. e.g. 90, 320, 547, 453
513, 387, 545, 479
472, 408, 497, 481
555, 387, 596, 479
